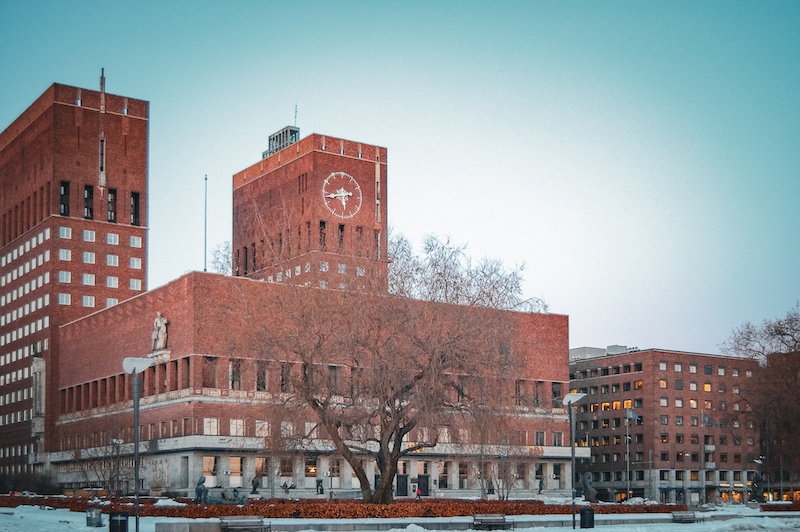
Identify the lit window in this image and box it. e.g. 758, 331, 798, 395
675, 398, 684, 408
659, 362, 667, 371
674, 363, 682, 372
704, 383, 712, 392
689, 364, 697, 374
689, 399, 698, 409
659, 379, 668, 389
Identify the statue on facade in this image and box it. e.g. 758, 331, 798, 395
194, 476, 208, 504
582, 471, 597, 503
251, 476, 260, 494
151, 312, 169, 351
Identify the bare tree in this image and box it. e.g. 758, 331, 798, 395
720, 303, 800, 361
210, 241, 233, 276
388, 232, 548, 313
222, 281, 521, 504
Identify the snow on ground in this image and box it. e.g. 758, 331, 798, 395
0, 502, 798, 532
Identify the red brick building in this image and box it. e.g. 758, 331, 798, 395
0, 75, 148, 476
570, 347, 760, 504
51, 271, 578, 498
232, 129, 388, 291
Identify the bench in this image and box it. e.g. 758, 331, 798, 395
218, 516, 271, 532
672, 511, 704, 524
473, 514, 513, 530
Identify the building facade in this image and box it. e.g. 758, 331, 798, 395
0, 76, 148, 476
47, 271, 582, 499
232, 130, 388, 291
570, 347, 760, 505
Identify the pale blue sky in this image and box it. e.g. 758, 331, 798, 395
2, 1, 798, 354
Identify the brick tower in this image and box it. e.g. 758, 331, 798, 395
232, 129, 388, 291
0, 73, 149, 473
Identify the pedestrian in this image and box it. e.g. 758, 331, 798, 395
416, 487, 422, 500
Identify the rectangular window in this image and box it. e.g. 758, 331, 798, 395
130, 235, 142, 248
689, 364, 697, 374
107, 189, 117, 223
659, 361, 667, 371
230, 419, 244, 436
107, 254, 119, 266
83, 185, 94, 219
130, 257, 142, 269
58, 249, 71, 261
106, 298, 118, 307
58, 271, 71, 283
131, 192, 141, 226
83, 230, 95, 243
106, 276, 118, 288
82, 295, 95, 307
59, 226, 72, 239
58, 293, 71, 305
674, 363, 682, 372
82, 273, 95, 286
319, 221, 327, 250
203, 418, 219, 435
129, 279, 142, 291
59, 181, 70, 216
659, 379, 668, 389
83, 252, 95, 264
107, 232, 119, 245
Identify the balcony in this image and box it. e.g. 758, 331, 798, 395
705, 462, 717, 470
704, 444, 715, 452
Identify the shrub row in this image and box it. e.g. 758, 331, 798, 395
0, 495, 685, 519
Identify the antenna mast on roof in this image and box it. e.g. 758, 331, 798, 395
294, 104, 297, 127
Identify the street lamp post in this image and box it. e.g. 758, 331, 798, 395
563, 392, 587, 530
123, 357, 153, 532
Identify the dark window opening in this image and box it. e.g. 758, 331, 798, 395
131, 192, 141, 226
107, 188, 117, 223
84, 185, 94, 219
319, 221, 327, 251
60, 181, 70, 216
338, 224, 345, 252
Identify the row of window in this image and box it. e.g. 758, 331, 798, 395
57, 294, 122, 308
583, 380, 643, 395
59, 182, 141, 226
2, 291, 49, 328
658, 469, 752, 482
58, 271, 135, 288
57, 249, 142, 269
0, 339, 48, 368
57, 226, 142, 248
660, 396, 742, 410
265, 261, 367, 283
581, 398, 644, 413
572, 361, 644, 380
1, 229, 49, 268
0, 407, 31, 426
659, 432, 754, 446
0, 313, 50, 347
659, 361, 751, 378
658, 380, 741, 393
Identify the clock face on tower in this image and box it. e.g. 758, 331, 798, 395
322, 171, 362, 218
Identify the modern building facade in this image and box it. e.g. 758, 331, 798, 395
0, 75, 148, 477
569, 347, 760, 505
